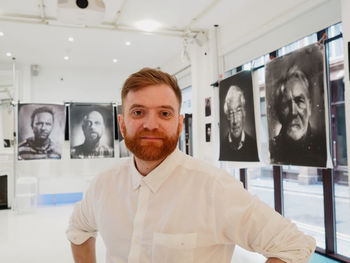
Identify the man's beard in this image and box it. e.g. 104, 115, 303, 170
122, 126, 180, 161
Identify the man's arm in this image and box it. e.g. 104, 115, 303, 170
71, 237, 96, 263
266, 258, 286, 263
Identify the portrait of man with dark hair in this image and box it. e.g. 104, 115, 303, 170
265, 43, 328, 167
219, 71, 259, 162
70, 103, 114, 159
18, 104, 65, 160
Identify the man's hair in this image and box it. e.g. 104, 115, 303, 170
121, 68, 182, 112
31, 106, 54, 127
223, 85, 246, 115
274, 65, 310, 122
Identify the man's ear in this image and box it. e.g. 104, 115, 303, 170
178, 114, 184, 135
118, 114, 126, 138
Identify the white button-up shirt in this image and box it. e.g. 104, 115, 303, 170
66, 149, 315, 263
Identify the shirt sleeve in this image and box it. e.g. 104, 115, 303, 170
212, 173, 316, 263
66, 178, 98, 245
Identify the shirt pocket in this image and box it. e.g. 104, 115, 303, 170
152, 232, 197, 263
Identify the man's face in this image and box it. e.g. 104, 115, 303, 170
32, 112, 53, 140
225, 94, 245, 140
279, 78, 311, 141
82, 111, 105, 143
118, 84, 183, 161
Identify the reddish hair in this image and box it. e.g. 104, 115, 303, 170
121, 68, 182, 112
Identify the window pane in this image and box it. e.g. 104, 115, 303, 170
283, 166, 325, 249
327, 22, 342, 38
335, 169, 350, 258
328, 38, 344, 63
247, 167, 274, 209
243, 62, 251, 70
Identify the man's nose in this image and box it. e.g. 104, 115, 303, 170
143, 113, 159, 130
291, 100, 298, 115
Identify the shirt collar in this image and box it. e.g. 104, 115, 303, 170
130, 148, 183, 193
228, 131, 245, 150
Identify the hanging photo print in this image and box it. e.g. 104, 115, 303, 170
265, 43, 328, 167
18, 103, 65, 160
205, 97, 211, 116
70, 103, 114, 159
219, 71, 259, 162
116, 105, 131, 158
205, 123, 211, 142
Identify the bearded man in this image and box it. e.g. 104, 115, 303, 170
269, 66, 326, 167
67, 68, 315, 263
71, 110, 114, 159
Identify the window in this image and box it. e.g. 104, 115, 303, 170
325, 24, 350, 258
282, 166, 325, 248
222, 22, 349, 262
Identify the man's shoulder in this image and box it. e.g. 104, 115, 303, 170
244, 132, 257, 145
93, 158, 131, 185
18, 137, 34, 148
179, 151, 229, 179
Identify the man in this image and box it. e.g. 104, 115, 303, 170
67, 68, 315, 263
270, 66, 327, 167
71, 110, 114, 158
220, 85, 259, 161
18, 106, 61, 160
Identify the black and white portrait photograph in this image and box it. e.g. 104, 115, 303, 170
205, 97, 211, 116
219, 70, 259, 162
70, 103, 114, 159
205, 123, 211, 142
18, 103, 65, 160
265, 43, 327, 167
116, 105, 131, 158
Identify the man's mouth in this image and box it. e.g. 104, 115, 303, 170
140, 136, 163, 141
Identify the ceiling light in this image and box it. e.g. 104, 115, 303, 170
68, 37, 74, 42
125, 41, 131, 46
135, 19, 161, 32
0, 32, 4, 37
113, 58, 118, 63
6, 52, 12, 57
64, 56, 69, 60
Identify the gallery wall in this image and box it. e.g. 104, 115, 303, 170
1, 63, 131, 206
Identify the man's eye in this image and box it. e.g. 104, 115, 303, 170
132, 110, 142, 116
161, 111, 171, 118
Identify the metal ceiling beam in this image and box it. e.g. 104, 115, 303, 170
0, 13, 204, 38
113, 0, 129, 28
38, 0, 47, 23
185, 0, 220, 32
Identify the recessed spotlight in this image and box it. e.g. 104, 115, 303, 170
125, 41, 131, 46
68, 37, 74, 42
0, 32, 4, 37
112, 58, 118, 63
135, 19, 161, 32
64, 56, 69, 60
6, 52, 12, 57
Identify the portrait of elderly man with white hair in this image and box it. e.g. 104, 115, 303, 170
266, 43, 327, 167
219, 71, 259, 162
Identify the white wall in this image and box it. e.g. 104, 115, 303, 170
0, 63, 131, 207
30, 65, 128, 103
220, 0, 341, 71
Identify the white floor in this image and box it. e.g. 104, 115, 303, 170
0, 205, 106, 263
0, 204, 265, 263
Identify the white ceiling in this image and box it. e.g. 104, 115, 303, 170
0, 0, 319, 73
